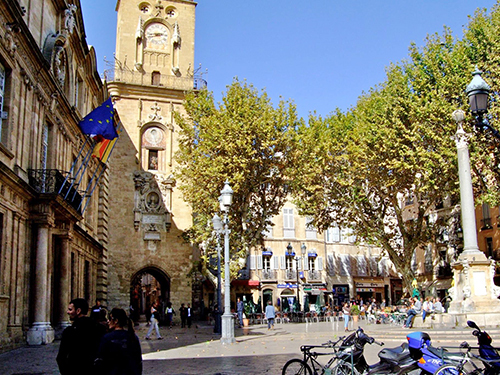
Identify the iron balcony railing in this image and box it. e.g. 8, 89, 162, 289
307, 270, 321, 281
104, 69, 207, 91
261, 269, 276, 281
28, 169, 82, 214
237, 269, 250, 280
285, 270, 297, 280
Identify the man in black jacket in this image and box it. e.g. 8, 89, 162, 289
57, 298, 104, 375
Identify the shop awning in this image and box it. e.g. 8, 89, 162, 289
231, 279, 260, 287
262, 250, 273, 256
285, 251, 296, 256
308, 252, 317, 257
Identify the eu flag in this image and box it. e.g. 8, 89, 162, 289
79, 98, 118, 139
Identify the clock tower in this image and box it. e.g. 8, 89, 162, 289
106, 0, 203, 319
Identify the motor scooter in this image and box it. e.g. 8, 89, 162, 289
467, 320, 500, 375
407, 331, 464, 374
335, 327, 421, 375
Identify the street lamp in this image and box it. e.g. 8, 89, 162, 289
466, 67, 500, 139
219, 181, 234, 344
211, 213, 223, 334
288, 243, 300, 312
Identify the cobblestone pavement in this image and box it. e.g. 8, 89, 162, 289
2, 320, 500, 375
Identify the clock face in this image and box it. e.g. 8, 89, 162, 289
145, 23, 168, 50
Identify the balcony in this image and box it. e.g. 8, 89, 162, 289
260, 269, 277, 281
481, 217, 493, 230
105, 69, 207, 91
237, 269, 250, 280
307, 270, 322, 281
28, 169, 82, 214
285, 269, 297, 280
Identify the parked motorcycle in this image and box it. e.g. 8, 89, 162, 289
467, 320, 500, 375
407, 331, 464, 375
335, 327, 421, 375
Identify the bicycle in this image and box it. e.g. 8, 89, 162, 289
282, 337, 345, 375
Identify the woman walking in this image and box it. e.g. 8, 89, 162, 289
342, 302, 351, 332
145, 302, 162, 340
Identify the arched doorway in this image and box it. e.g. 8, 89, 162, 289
262, 288, 274, 310
130, 266, 170, 324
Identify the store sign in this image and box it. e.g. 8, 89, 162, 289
356, 288, 375, 292
278, 283, 297, 289
356, 283, 383, 288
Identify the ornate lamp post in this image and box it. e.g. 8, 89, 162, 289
211, 213, 223, 334
288, 243, 300, 312
448, 68, 500, 314
219, 181, 235, 344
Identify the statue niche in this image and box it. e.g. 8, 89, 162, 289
133, 171, 172, 244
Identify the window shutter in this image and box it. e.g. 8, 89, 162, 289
317, 256, 323, 271
303, 257, 309, 270
333, 227, 340, 242
273, 256, 280, 270
249, 255, 256, 270
327, 255, 335, 275
280, 255, 286, 270
292, 258, 297, 271
257, 255, 263, 270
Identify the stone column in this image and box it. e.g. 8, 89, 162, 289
27, 223, 55, 345
448, 119, 500, 318
55, 234, 72, 338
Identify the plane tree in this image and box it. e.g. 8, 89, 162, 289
174, 80, 302, 275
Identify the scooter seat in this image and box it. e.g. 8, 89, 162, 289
378, 343, 411, 362
427, 346, 463, 362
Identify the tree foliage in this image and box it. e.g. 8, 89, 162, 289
292, 4, 500, 293
174, 80, 301, 274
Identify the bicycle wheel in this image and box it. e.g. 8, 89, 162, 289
334, 361, 361, 375
434, 364, 470, 375
282, 359, 313, 375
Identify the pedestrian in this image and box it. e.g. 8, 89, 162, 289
342, 302, 350, 332
95, 307, 143, 375
422, 297, 433, 322
165, 302, 175, 329
404, 297, 422, 328
236, 298, 244, 327
57, 298, 104, 375
180, 303, 187, 328
90, 299, 103, 322
145, 302, 162, 340
187, 303, 192, 328
433, 297, 444, 314
265, 300, 275, 330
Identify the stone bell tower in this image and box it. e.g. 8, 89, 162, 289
106, 0, 203, 315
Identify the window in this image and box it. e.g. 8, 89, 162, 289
41, 124, 48, 170
263, 256, 271, 270
0, 63, 6, 142
326, 226, 340, 243
84, 260, 90, 302
482, 203, 492, 229
262, 224, 273, 238
152, 71, 161, 85
148, 150, 158, 170
308, 257, 315, 271
286, 256, 294, 270
75, 75, 84, 112
486, 237, 493, 258
283, 208, 295, 238
305, 217, 317, 240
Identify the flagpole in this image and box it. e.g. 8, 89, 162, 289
80, 163, 108, 213
58, 135, 91, 195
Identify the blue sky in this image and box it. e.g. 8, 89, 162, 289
81, 0, 497, 119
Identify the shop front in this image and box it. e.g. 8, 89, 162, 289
331, 285, 349, 307
354, 277, 386, 303
303, 283, 328, 312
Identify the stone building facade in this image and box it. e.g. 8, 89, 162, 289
106, 0, 203, 316
0, 0, 110, 351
